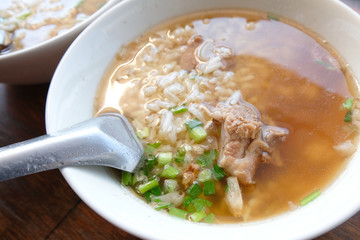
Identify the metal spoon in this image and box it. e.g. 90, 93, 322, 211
0, 113, 144, 182
0, 29, 13, 53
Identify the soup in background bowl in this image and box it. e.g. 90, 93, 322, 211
46, 0, 360, 239
0, 0, 120, 84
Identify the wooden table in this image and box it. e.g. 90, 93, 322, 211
0, 1, 359, 239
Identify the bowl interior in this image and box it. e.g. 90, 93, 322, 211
46, 0, 360, 239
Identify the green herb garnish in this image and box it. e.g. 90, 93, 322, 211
17, 12, 31, 20
187, 182, 203, 198
212, 164, 226, 180
197, 149, 218, 167
144, 141, 162, 154
203, 181, 216, 196
169, 207, 188, 219
300, 189, 321, 206
138, 179, 159, 194
170, 104, 188, 114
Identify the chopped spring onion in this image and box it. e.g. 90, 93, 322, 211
168, 207, 188, 219
198, 169, 212, 182
17, 12, 32, 20
183, 196, 193, 208
143, 155, 156, 176
267, 13, 279, 21
170, 104, 188, 114
154, 202, 173, 211
300, 189, 321, 206
197, 149, 218, 167
189, 210, 207, 222
203, 213, 215, 223
212, 164, 226, 180
174, 147, 186, 165
163, 179, 178, 193
138, 179, 159, 194
157, 152, 172, 166
136, 127, 149, 139
121, 171, 132, 186
185, 119, 203, 130
144, 142, 162, 154
344, 110, 352, 123
192, 198, 212, 212
160, 164, 180, 179
150, 185, 162, 196
203, 181, 216, 196
343, 98, 353, 110
343, 98, 354, 123
189, 126, 207, 143
187, 182, 203, 198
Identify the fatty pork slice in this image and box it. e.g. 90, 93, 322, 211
211, 91, 288, 185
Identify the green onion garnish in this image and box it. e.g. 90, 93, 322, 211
203, 181, 216, 196
183, 196, 193, 208
189, 210, 207, 222
143, 155, 156, 176
189, 126, 207, 143
300, 189, 321, 206
144, 142, 162, 154
121, 171, 132, 186
203, 213, 215, 223
344, 110, 352, 123
150, 185, 162, 196
198, 169, 212, 182
154, 202, 173, 211
170, 104, 188, 114
267, 13, 279, 21
168, 207, 188, 219
174, 147, 186, 165
211, 164, 226, 180
163, 179, 178, 193
185, 119, 203, 130
197, 149, 218, 167
138, 179, 159, 194
187, 182, 203, 198
160, 164, 180, 179
17, 12, 32, 20
343, 98, 353, 110
157, 152, 172, 166
136, 127, 149, 139
192, 198, 212, 212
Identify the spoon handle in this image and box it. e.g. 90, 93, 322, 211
0, 113, 143, 182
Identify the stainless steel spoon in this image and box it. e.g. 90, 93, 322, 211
0, 113, 143, 182
0, 29, 12, 53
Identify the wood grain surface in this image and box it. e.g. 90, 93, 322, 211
0, 0, 359, 239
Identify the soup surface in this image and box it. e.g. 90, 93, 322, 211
95, 10, 360, 223
0, 0, 108, 54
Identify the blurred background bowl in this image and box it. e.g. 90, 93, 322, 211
46, 0, 360, 239
0, 0, 120, 84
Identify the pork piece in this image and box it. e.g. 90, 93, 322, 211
210, 91, 288, 185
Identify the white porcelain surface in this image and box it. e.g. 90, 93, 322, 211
0, 0, 120, 84
46, 0, 360, 239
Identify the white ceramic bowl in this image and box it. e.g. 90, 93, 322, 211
46, 0, 360, 239
0, 0, 120, 84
